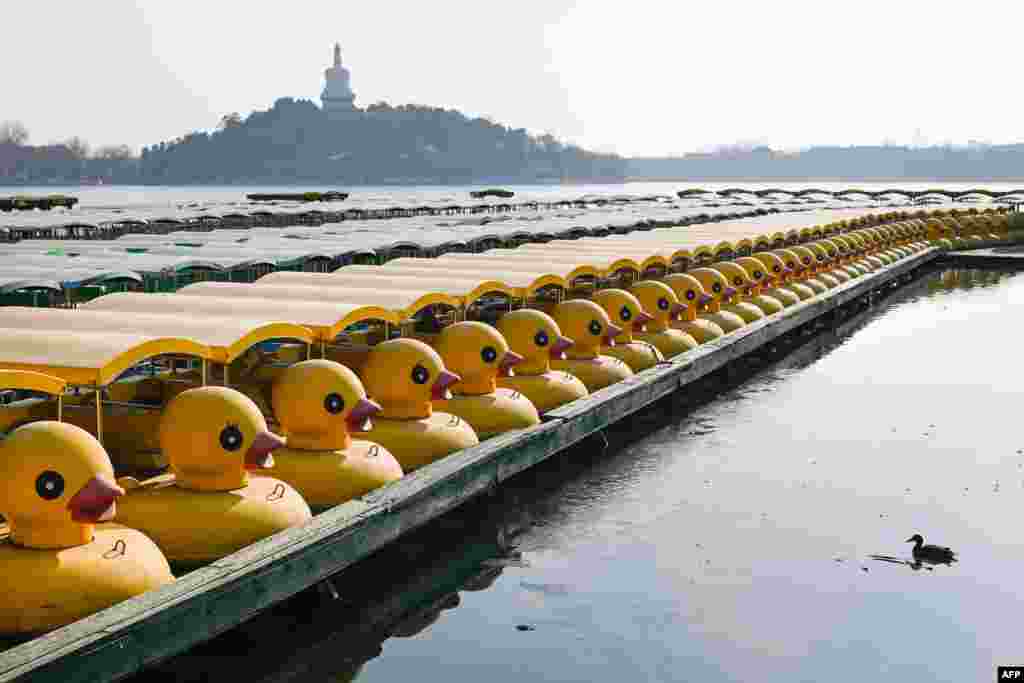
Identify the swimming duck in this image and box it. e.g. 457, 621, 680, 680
771, 250, 817, 300
735, 256, 786, 313
711, 261, 768, 323
0, 421, 173, 635
265, 360, 404, 510
114, 387, 312, 565
494, 310, 589, 414
431, 322, 541, 439
906, 534, 957, 564
629, 280, 698, 358
687, 268, 747, 333
661, 273, 726, 343
360, 339, 479, 471
591, 289, 665, 372
550, 299, 634, 392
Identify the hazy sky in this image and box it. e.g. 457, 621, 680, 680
5, 1, 1023, 156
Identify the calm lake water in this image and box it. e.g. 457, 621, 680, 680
139, 264, 1024, 683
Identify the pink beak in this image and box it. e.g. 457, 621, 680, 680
724, 287, 737, 298
67, 475, 124, 523
604, 322, 624, 344
346, 397, 381, 433
671, 302, 687, 316
550, 335, 573, 359
699, 293, 713, 305
498, 351, 524, 377
636, 311, 654, 324
431, 369, 461, 401
245, 430, 285, 470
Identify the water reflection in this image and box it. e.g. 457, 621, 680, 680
143, 266, 1024, 683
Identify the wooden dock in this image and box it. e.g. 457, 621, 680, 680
0, 248, 942, 682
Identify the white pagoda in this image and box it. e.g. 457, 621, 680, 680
321, 43, 357, 117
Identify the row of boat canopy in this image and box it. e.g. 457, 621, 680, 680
0, 199, 928, 295
0, 190, 873, 232
0, 207, 922, 390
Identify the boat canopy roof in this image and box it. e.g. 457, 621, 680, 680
0, 307, 312, 365
181, 281, 462, 318
84, 292, 398, 341
0, 369, 68, 396
0, 328, 211, 387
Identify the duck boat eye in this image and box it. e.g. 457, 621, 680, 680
219, 425, 244, 452
658, 298, 669, 310
411, 364, 430, 384
588, 320, 602, 336
619, 306, 632, 321
35, 470, 64, 500
534, 330, 549, 347
324, 393, 345, 414
481, 346, 498, 363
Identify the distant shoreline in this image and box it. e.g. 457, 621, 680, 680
5, 176, 1024, 190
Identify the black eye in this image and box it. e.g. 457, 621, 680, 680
658, 298, 669, 310
619, 306, 632, 321
219, 425, 243, 452
588, 320, 602, 336
712, 283, 722, 293
773, 265, 781, 273
324, 392, 345, 414
411, 364, 429, 385
733, 277, 743, 286
534, 330, 549, 347
753, 270, 763, 279
686, 290, 695, 300
35, 470, 64, 500
481, 346, 498, 363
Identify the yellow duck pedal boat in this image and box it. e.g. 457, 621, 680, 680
114, 387, 312, 565
550, 299, 633, 392
264, 359, 404, 510
0, 422, 173, 635
359, 339, 479, 472
495, 309, 589, 414
431, 322, 541, 439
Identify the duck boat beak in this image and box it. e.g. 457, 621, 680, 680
671, 303, 687, 317
245, 430, 285, 470
550, 335, 573, 360
498, 351, 524, 377
67, 476, 124, 523
603, 323, 623, 345
431, 370, 461, 401
699, 293, 713, 306
346, 397, 381, 433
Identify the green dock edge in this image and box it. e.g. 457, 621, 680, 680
0, 248, 942, 683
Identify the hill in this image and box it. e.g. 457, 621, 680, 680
137, 98, 627, 185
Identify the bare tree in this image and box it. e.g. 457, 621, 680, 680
218, 112, 243, 130
0, 121, 29, 145
63, 136, 90, 159
96, 144, 135, 160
